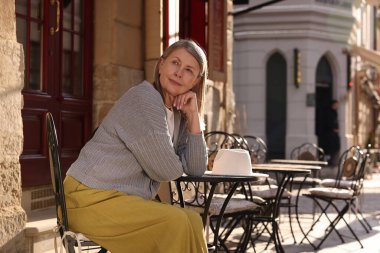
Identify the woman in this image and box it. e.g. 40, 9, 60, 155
63, 39, 208, 253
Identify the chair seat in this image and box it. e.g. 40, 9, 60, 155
250, 185, 291, 199
187, 196, 261, 216
292, 176, 321, 186
320, 178, 358, 189
307, 187, 354, 199
229, 193, 266, 205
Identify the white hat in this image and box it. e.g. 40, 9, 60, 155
212, 149, 253, 176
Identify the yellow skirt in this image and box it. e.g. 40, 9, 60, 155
63, 176, 208, 253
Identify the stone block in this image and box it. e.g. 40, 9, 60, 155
0, 205, 26, 248
0, 40, 24, 91
117, 66, 144, 94
226, 29, 233, 62
116, 0, 142, 27
144, 0, 162, 60
0, 159, 22, 208
0, 95, 23, 156
113, 24, 143, 68
225, 61, 233, 85
0, 1, 16, 41
93, 64, 119, 101
92, 65, 143, 126
226, 0, 233, 31
144, 60, 157, 83
94, 0, 116, 65
93, 64, 144, 101
93, 102, 115, 126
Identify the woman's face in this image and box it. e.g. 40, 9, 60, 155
159, 48, 201, 103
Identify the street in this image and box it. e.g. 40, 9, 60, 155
221, 170, 380, 253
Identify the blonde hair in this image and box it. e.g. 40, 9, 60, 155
153, 39, 208, 116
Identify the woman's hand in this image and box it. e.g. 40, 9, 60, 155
173, 91, 197, 115
173, 91, 202, 134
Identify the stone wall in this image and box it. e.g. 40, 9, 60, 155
93, 0, 234, 133
205, 0, 235, 133
0, 0, 27, 248
225, 0, 235, 132
0, 0, 233, 250
93, 0, 146, 127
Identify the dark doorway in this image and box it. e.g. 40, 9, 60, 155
266, 52, 287, 159
315, 55, 333, 155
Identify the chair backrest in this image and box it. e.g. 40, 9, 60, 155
46, 112, 69, 236
290, 143, 325, 161
243, 135, 267, 164
231, 133, 250, 150
204, 131, 240, 170
335, 145, 366, 190
353, 151, 369, 195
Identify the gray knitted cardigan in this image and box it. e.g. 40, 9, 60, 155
66, 81, 207, 199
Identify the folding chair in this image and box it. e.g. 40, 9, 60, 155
173, 131, 265, 252
243, 135, 268, 164
320, 145, 373, 233
286, 143, 326, 241
46, 112, 108, 253
238, 136, 293, 251
300, 146, 368, 250
290, 142, 325, 187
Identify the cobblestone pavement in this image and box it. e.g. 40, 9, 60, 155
216, 170, 380, 253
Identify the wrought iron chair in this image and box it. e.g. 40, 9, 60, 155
234, 136, 292, 251
290, 142, 325, 161
46, 112, 108, 253
300, 146, 369, 250
284, 143, 326, 241
242, 135, 278, 187
290, 142, 325, 186
243, 135, 268, 164
319, 144, 373, 233
173, 131, 266, 252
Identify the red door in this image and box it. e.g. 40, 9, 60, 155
16, 0, 93, 187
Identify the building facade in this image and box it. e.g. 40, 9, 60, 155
0, 0, 235, 251
0, 0, 26, 248
233, 0, 380, 159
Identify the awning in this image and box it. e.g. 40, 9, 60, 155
350, 46, 380, 70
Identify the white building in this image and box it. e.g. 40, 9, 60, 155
233, 0, 379, 159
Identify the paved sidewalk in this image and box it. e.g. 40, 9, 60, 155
221, 170, 380, 253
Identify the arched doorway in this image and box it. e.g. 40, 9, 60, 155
266, 52, 287, 159
315, 55, 333, 157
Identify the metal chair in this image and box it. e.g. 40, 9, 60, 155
320, 145, 373, 233
290, 142, 325, 161
300, 146, 368, 250
243, 135, 268, 164
173, 131, 265, 252
205, 131, 242, 171
286, 143, 326, 241
236, 136, 292, 251
290, 142, 325, 187
46, 112, 108, 253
